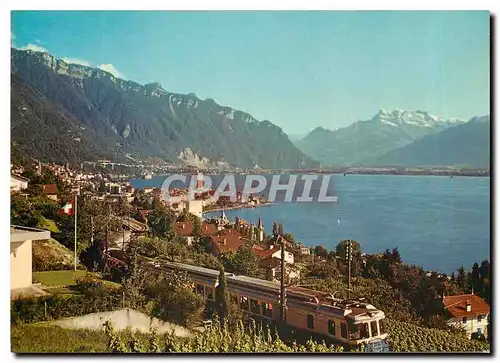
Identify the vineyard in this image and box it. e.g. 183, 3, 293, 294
12, 317, 491, 353
386, 319, 490, 352
104, 316, 353, 353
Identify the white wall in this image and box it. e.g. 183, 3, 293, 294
272, 249, 294, 264
448, 314, 489, 338
49, 308, 193, 337
187, 200, 203, 219
11, 240, 32, 290
10, 177, 28, 191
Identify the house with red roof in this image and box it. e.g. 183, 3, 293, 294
42, 184, 59, 201
200, 222, 218, 237
174, 221, 219, 245
443, 293, 490, 339
211, 235, 244, 256
252, 244, 294, 264
174, 221, 195, 245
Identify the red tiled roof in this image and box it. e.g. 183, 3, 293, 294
201, 223, 217, 236
42, 184, 58, 195
443, 294, 490, 317
211, 235, 244, 254
252, 245, 280, 258
174, 221, 194, 237
219, 228, 241, 237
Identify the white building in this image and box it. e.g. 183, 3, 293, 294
11, 226, 50, 297
186, 200, 203, 219
10, 174, 29, 191
443, 294, 490, 339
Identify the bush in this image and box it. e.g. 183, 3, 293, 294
11, 293, 122, 325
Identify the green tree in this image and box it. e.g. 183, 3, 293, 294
148, 205, 175, 239
479, 260, 490, 302
11, 193, 43, 227
121, 251, 148, 310
222, 245, 260, 277
456, 266, 468, 293
215, 265, 229, 322
148, 270, 205, 328
272, 222, 278, 237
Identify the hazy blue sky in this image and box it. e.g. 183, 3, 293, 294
11, 11, 490, 134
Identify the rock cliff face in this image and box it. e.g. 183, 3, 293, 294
11, 48, 317, 169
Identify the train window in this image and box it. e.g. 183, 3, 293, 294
196, 284, 204, 295
307, 314, 315, 329
262, 302, 273, 318
341, 323, 347, 339
240, 296, 249, 311
250, 299, 261, 315
206, 287, 214, 301
359, 323, 369, 339
328, 320, 336, 336
370, 321, 378, 336
379, 319, 386, 334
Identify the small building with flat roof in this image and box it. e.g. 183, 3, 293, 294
11, 226, 50, 295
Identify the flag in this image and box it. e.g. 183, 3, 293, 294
59, 200, 74, 215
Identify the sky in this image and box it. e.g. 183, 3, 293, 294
11, 11, 490, 134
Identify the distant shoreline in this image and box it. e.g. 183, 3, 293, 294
203, 202, 273, 214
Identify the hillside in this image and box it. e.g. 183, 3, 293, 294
295, 109, 463, 166
32, 238, 77, 271
11, 48, 317, 169
11, 74, 122, 164
357, 116, 490, 168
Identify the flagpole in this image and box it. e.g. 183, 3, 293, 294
74, 193, 78, 271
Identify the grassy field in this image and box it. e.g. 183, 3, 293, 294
33, 270, 121, 293
33, 270, 89, 286
11, 324, 110, 353
11, 324, 157, 353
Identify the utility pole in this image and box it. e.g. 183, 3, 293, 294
346, 239, 352, 300
73, 193, 78, 271
90, 215, 94, 245
279, 225, 286, 323
280, 235, 286, 323
122, 204, 125, 252
106, 202, 111, 253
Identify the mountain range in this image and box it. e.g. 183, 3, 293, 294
294, 109, 490, 168
10, 48, 489, 170
357, 115, 490, 168
11, 48, 317, 169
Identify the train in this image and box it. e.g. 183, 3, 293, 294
152, 260, 389, 350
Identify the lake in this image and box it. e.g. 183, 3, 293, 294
131, 174, 490, 274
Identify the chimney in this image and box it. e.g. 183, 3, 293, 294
466, 300, 472, 312
182, 223, 185, 228
222, 238, 227, 245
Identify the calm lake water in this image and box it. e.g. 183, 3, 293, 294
131, 174, 490, 274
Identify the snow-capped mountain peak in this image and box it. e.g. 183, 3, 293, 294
375, 109, 464, 129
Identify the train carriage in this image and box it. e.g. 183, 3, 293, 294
156, 261, 389, 350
